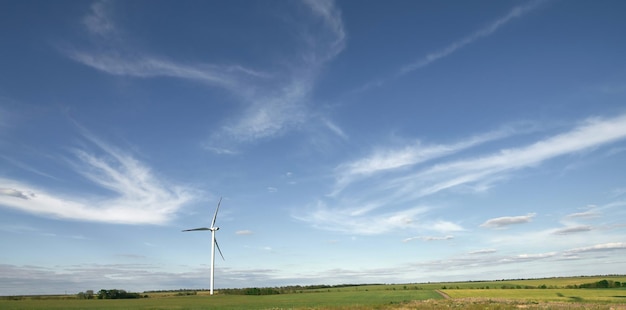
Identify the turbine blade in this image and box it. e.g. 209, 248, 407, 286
182, 227, 211, 232
215, 238, 225, 261
211, 197, 222, 228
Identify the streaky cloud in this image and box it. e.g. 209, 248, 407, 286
1, 155, 61, 181
0, 132, 196, 225
398, 0, 545, 75
403, 235, 454, 242
83, 0, 116, 37
67, 51, 247, 91
68, 0, 347, 152
480, 213, 536, 229
552, 225, 592, 235
301, 114, 626, 236
294, 198, 464, 236
468, 249, 497, 255
413, 113, 626, 197
301, 0, 346, 61
566, 210, 600, 219
207, 0, 346, 148
0, 188, 33, 200
333, 126, 517, 195
294, 201, 432, 235
565, 242, 626, 254
352, 0, 546, 94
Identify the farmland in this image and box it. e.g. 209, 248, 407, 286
1, 276, 625, 309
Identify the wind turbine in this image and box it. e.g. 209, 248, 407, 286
182, 197, 225, 295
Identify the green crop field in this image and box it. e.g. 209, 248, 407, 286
444, 288, 626, 303
1, 276, 626, 309
0, 289, 440, 310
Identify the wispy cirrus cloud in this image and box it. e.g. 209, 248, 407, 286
403, 235, 454, 243
565, 242, 626, 254
566, 210, 601, 219
480, 213, 536, 229
354, 0, 546, 93
206, 0, 346, 150
399, 114, 626, 198
0, 131, 196, 225
67, 0, 347, 153
299, 114, 626, 236
235, 230, 254, 235
294, 199, 464, 236
552, 225, 593, 235
398, 0, 545, 75
468, 249, 497, 255
332, 126, 519, 195
82, 0, 116, 37
0, 188, 33, 200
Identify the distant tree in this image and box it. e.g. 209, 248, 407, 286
597, 280, 610, 288
97, 289, 142, 299
77, 290, 95, 299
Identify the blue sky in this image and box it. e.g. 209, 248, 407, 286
1, 0, 626, 295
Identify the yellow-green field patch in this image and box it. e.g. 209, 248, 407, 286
444, 288, 626, 303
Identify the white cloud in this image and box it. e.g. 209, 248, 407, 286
83, 0, 116, 37
299, 114, 626, 236
322, 118, 348, 140
402, 114, 626, 198
398, 0, 545, 75
333, 127, 516, 194
302, 0, 346, 60
354, 0, 546, 94
552, 225, 592, 235
67, 52, 247, 91
235, 230, 253, 235
565, 242, 626, 254
0, 155, 61, 180
0, 188, 33, 200
480, 213, 536, 229
468, 249, 497, 255
610, 187, 626, 198
566, 210, 600, 219
294, 201, 432, 235
403, 235, 454, 242
0, 132, 196, 225
207, 0, 346, 148
4, 241, 626, 295
510, 252, 557, 261
68, 0, 347, 152
294, 199, 464, 235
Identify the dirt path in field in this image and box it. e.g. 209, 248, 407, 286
435, 289, 451, 299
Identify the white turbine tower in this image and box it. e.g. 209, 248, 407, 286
183, 197, 225, 295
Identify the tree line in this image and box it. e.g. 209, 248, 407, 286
76, 289, 145, 299
220, 284, 383, 295
578, 279, 623, 288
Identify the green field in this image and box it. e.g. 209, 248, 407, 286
444, 288, 626, 303
0, 289, 440, 310
2, 276, 626, 309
